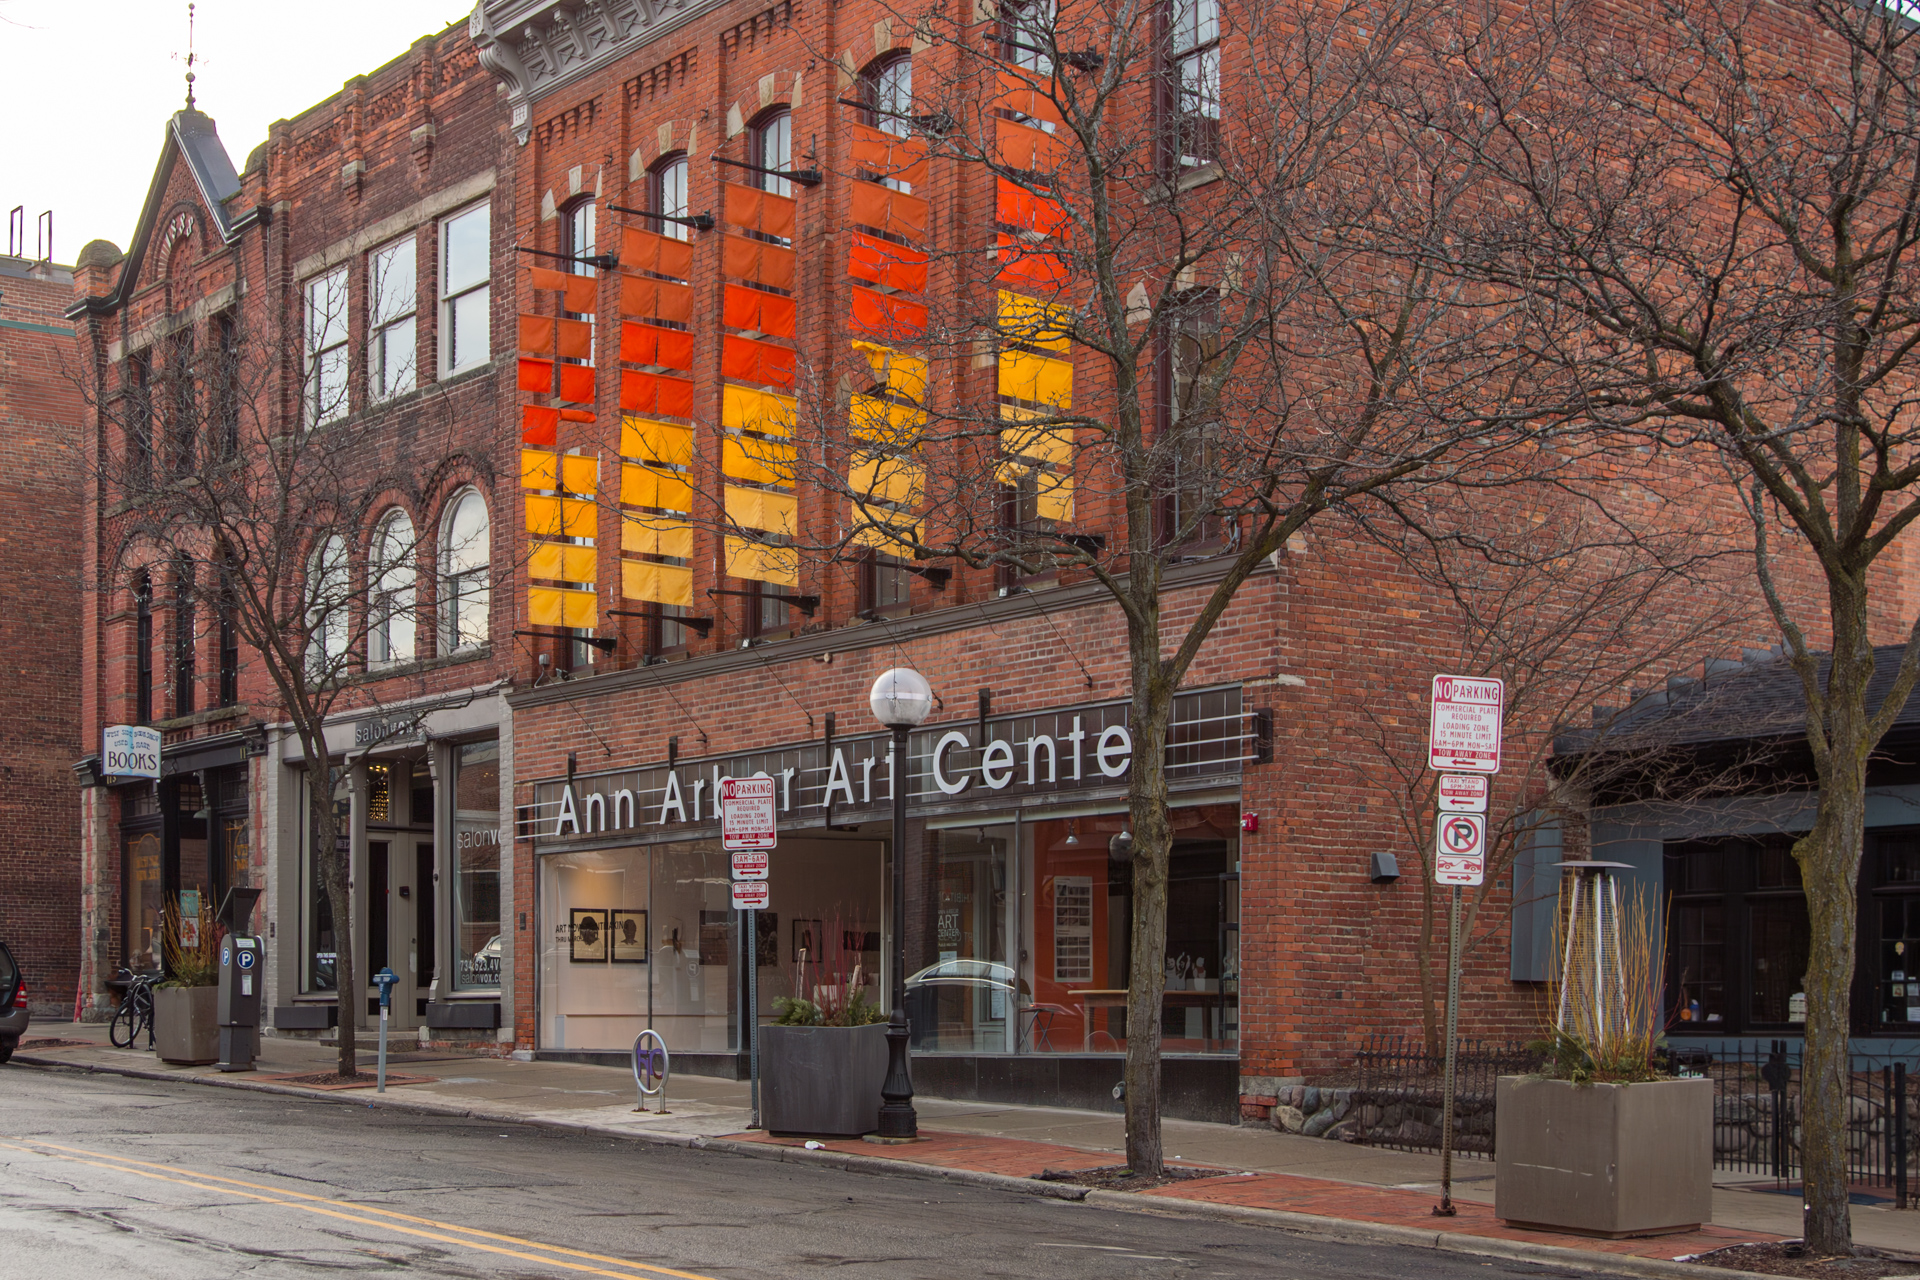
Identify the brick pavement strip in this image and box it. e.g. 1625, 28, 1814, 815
11, 1040, 1789, 1280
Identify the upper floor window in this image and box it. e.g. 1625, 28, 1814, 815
1168, 0, 1222, 169
863, 55, 915, 139
172, 557, 197, 717
369, 510, 417, 667
441, 489, 491, 651
211, 313, 239, 458
134, 574, 154, 724
369, 236, 418, 401
305, 534, 350, 680
124, 353, 154, 487
560, 199, 597, 362
166, 327, 196, 477
752, 109, 794, 199
441, 203, 491, 376
305, 267, 350, 426
1002, 0, 1056, 73
652, 153, 691, 243
217, 563, 239, 707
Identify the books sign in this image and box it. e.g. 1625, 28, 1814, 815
102, 725, 161, 779
1429, 675, 1505, 774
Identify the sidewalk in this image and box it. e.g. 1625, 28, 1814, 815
13, 1022, 1912, 1278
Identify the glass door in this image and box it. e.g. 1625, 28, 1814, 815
367, 838, 434, 1030
910, 826, 1013, 1051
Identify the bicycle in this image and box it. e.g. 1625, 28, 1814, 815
109, 967, 159, 1050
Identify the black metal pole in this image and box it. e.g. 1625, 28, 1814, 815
1897, 1062, 1909, 1210
877, 724, 917, 1139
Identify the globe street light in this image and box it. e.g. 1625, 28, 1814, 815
870, 667, 933, 1139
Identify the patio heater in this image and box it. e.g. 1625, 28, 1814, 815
1553, 862, 1635, 1046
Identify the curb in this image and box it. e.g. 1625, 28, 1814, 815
15, 1053, 1775, 1280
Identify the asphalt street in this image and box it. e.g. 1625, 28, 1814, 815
0, 1065, 1586, 1279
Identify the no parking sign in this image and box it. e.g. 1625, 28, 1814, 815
1434, 812, 1486, 886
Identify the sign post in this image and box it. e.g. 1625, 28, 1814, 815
723, 774, 777, 1129
373, 967, 399, 1093
1428, 675, 1503, 1219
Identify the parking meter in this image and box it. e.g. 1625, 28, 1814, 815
374, 967, 399, 1092
216, 886, 264, 1073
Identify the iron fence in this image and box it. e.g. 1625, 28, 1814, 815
1349, 1034, 1543, 1159
1676, 1040, 1911, 1201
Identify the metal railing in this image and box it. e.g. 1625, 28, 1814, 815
1349, 1034, 1543, 1159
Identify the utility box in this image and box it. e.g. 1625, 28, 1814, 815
216, 886, 264, 1072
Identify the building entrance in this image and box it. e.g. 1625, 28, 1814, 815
368, 836, 434, 1030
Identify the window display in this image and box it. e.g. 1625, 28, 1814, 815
452, 740, 502, 989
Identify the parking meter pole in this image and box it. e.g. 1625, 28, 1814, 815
748, 907, 761, 1129
373, 968, 397, 1093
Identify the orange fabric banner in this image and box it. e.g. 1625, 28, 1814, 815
559, 407, 598, 423
996, 234, 1074, 293
531, 265, 570, 293
721, 335, 796, 387
720, 236, 797, 291
563, 273, 598, 314
996, 178, 1069, 239
722, 182, 797, 239
517, 357, 554, 393
555, 317, 593, 360
620, 321, 694, 369
621, 370, 696, 417
521, 404, 559, 445
850, 285, 928, 342
994, 117, 1068, 175
518, 314, 555, 354
618, 274, 695, 323
848, 123, 929, 187
559, 363, 597, 404
848, 233, 929, 293
723, 284, 798, 337
622, 226, 696, 279
848, 181, 930, 241
993, 69, 1066, 127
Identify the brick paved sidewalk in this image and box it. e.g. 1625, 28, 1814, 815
736, 1129, 1781, 1265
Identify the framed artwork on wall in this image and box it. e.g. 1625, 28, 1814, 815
570, 908, 609, 962
610, 909, 649, 963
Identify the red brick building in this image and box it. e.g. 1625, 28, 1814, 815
69, 27, 522, 1045
0, 248, 83, 1015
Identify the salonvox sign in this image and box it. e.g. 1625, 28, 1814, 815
527, 687, 1247, 845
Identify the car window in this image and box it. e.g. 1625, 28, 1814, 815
0, 943, 16, 1004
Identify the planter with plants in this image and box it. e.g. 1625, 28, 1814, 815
1495, 864, 1712, 1238
760, 933, 888, 1137
153, 897, 223, 1065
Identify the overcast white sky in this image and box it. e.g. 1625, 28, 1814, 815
0, 0, 476, 261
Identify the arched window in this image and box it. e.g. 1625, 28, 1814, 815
172, 554, 196, 716
305, 534, 350, 680
440, 490, 491, 651
751, 108, 793, 198
863, 54, 914, 139
1002, 0, 1056, 72
369, 510, 417, 667
652, 152, 691, 243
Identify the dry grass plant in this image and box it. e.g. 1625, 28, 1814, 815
161, 897, 224, 989
1535, 876, 1668, 1083
773, 912, 884, 1027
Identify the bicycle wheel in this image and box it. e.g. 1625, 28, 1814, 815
109, 998, 135, 1048
135, 988, 155, 1049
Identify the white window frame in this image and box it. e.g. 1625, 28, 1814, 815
1170, 0, 1222, 170
653, 154, 691, 243
368, 235, 418, 401
368, 509, 417, 667
440, 488, 491, 652
305, 534, 351, 680
305, 267, 349, 427
440, 202, 492, 378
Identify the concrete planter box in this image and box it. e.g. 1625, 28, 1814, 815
1495, 1075, 1712, 1237
760, 1023, 888, 1137
154, 986, 219, 1065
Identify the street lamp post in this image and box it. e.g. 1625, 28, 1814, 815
870, 667, 933, 1140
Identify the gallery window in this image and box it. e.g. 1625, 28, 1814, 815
453, 740, 503, 990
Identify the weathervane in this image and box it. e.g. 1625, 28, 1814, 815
183, 3, 197, 110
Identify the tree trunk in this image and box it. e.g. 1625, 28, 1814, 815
1798, 617, 1875, 1256
307, 754, 357, 1078
1122, 673, 1176, 1176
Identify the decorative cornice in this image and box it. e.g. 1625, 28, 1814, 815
470, 0, 721, 145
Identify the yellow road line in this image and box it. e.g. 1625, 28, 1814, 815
0, 1137, 722, 1280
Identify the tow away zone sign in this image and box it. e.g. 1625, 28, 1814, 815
1435, 812, 1487, 886
721, 774, 778, 851
1429, 675, 1505, 774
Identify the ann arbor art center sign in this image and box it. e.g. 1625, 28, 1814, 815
525, 689, 1250, 845
102, 725, 162, 779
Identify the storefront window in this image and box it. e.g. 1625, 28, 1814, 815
453, 740, 502, 989
909, 826, 1013, 1051
649, 839, 738, 1053
1875, 834, 1920, 1027
123, 828, 162, 971
539, 846, 654, 1051
1666, 836, 1806, 1032
303, 773, 348, 992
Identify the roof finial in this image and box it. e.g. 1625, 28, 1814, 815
183, 3, 197, 110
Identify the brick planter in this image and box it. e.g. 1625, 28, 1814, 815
1495, 1075, 1712, 1237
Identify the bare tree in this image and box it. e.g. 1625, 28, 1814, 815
1389, 0, 1920, 1249
1346, 493, 1753, 1053
75, 261, 501, 1079
635, 0, 1573, 1172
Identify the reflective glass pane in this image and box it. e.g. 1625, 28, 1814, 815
443, 205, 490, 294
